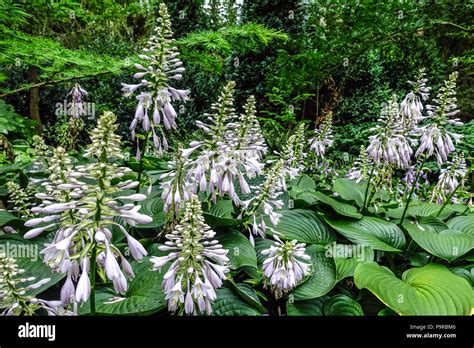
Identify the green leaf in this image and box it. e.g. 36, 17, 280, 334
354, 263, 474, 315
447, 216, 474, 236
325, 216, 406, 252
292, 245, 337, 301
217, 230, 257, 270
333, 178, 365, 207
0, 210, 21, 227
286, 296, 328, 316
212, 287, 261, 316
323, 294, 364, 316
135, 194, 165, 229
387, 202, 454, 220
405, 223, 474, 262
291, 174, 316, 190
313, 191, 363, 219
231, 283, 266, 313
266, 209, 336, 245
203, 199, 240, 228
79, 257, 165, 315
329, 244, 374, 281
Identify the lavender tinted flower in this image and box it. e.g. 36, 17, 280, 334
261, 236, 311, 299
366, 95, 412, 168
185, 82, 265, 205
122, 4, 189, 157
240, 159, 286, 245
309, 112, 334, 159
400, 68, 431, 134
150, 195, 229, 315
67, 83, 88, 119
431, 153, 467, 204
346, 145, 370, 183
416, 72, 462, 165
25, 112, 151, 304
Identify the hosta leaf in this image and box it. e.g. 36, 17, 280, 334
217, 230, 257, 270
313, 192, 363, 219
323, 294, 364, 316
291, 175, 316, 190
387, 202, 453, 220
330, 244, 374, 281
80, 258, 165, 315
212, 288, 261, 316
0, 210, 21, 227
447, 216, 474, 236
325, 216, 406, 252
203, 199, 240, 228
333, 178, 365, 207
135, 193, 165, 229
286, 296, 329, 316
265, 209, 336, 245
354, 263, 474, 315
292, 245, 337, 301
405, 223, 474, 262
231, 283, 266, 313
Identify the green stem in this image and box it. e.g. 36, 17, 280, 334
362, 162, 377, 212
89, 242, 97, 316
399, 156, 426, 226
436, 181, 462, 217
136, 131, 150, 193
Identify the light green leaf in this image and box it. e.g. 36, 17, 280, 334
135, 194, 165, 229
325, 216, 406, 252
405, 223, 474, 262
313, 191, 363, 219
354, 263, 474, 315
329, 244, 374, 281
333, 178, 365, 207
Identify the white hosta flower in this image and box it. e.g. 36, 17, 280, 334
150, 195, 229, 315
160, 148, 194, 214
416, 72, 462, 165
0, 253, 71, 316
346, 146, 370, 183
24, 112, 151, 304
241, 159, 286, 245
6, 181, 35, 218
431, 153, 467, 204
280, 123, 306, 179
309, 112, 334, 159
366, 95, 412, 168
123, 3, 190, 157
184, 82, 265, 206
67, 83, 88, 119
400, 68, 431, 134
261, 237, 311, 299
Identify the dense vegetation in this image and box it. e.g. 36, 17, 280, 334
0, 0, 472, 316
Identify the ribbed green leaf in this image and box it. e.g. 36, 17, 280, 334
405, 223, 474, 262
354, 263, 474, 315
212, 287, 261, 316
313, 191, 363, 219
292, 245, 337, 300
325, 216, 406, 251
266, 209, 336, 245
217, 230, 257, 270
286, 296, 329, 316
323, 294, 364, 316
333, 178, 365, 207
447, 216, 474, 236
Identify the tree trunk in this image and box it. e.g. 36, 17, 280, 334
28, 65, 42, 132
